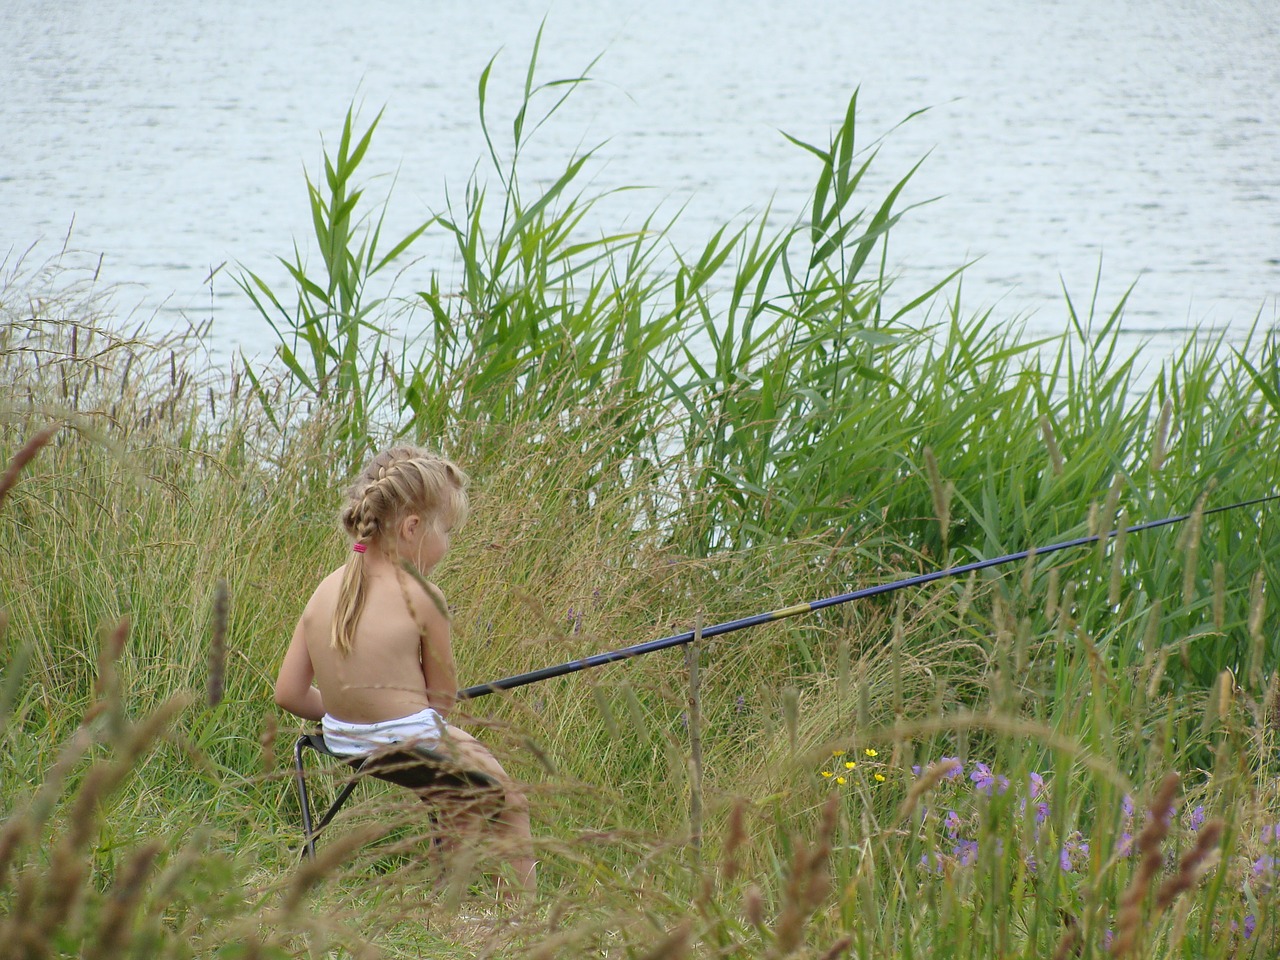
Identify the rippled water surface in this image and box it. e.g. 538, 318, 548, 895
3, 0, 1278, 364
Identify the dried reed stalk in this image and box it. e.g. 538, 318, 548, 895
85, 839, 164, 960
721, 797, 747, 885
0, 426, 57, 509
207, 578, 229, 707
1110, 772, 1180, 956
1039, 416, 1064, 476
637, 919, 692, 960
819, 935, 853, 959
1154, 818, 1224, 910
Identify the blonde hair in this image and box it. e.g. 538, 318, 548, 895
332, 446, 470, 655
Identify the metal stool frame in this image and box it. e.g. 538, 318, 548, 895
292, 731, 500, 860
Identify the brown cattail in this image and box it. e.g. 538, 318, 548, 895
0, 426, 57, 509
1111, 772, 1180, 956
1154, 818, 1224, 910
285, 824, 386, 914
1151, 397, 1173, 473
924, 447, 951, 539
85, 839, 164, 960
638, 920, 692, 960
743, 883, 765, 929
1181, 497, 1205, 608
1109, 510, 1129, 608
819, 935, 853, 960
1248, 572, 1266, 691
1269, 672, 1280, 734
1050, 920, 1079, 960
260, 712, 278, 775
90, 617, 130, 736
722, 798, 747, 884
899, 759, 962, 821
1040, 415, 1064, 476
207, 578, 229, 708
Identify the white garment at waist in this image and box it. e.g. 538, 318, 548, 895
321, 705, 445, 758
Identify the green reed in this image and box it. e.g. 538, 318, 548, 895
3, 35, 1279, 958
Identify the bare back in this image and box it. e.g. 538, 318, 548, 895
300, 562, 453, 724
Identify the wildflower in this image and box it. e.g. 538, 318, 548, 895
1035, 801, 1051, 825
1029, 772, 1046, 798
1231, 916, 1257, 940
943, 810, 962, 838
954, 839, 978, 866
874, 773, 886, 782
844, 761, 856, 770
821, 771, 833, 779
970, 762, 1009, 795
835, 776, 847, 786
1121, 794, 1135, 819
1188, 805, 1205, 832
735, 695, 746, 714
864, 748, 878, 758
1262, 823, 1279, 844
832, 749, 846, 757
1117, 831, 1134, 857
1252, 855, 1277, 876
1060, 836, 1089, 873
939, 757, 963, 779
920, 852, 945, 875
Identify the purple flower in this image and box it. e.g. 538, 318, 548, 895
1121, 794, 1135, 820
920, 851, 945, 875
944, 810, 962, 838
940, 757, 963, 779
1262, 823, 1280, 844
1029, 772, 1046, 799
1060, 837, 1089, 873
1188, 805, 1205, 832
1232, 915, 1257, 940
954, 839, 978, 866
1035, 801, 1051, 825
1253, 855, 1277, 876
911, 764, 922, 776
1117, 831, 1134, 857
970, 763, 1009, 795
735, 695, 746, 715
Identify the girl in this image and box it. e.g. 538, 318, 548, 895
274, 445, 535, 897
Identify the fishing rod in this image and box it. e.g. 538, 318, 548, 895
458, 492, 1279, 701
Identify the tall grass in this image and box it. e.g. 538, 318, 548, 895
2, 38, 1278, 958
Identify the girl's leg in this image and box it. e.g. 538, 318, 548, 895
435, 727, 536, 899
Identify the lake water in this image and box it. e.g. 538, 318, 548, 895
3, 0, 1278, 371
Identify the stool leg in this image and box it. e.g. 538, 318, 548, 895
294, 736, 319, 860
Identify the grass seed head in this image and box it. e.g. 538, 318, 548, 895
1155, 818, 1223, 911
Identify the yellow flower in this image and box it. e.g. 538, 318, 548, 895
864, 748, 878, 758
874, 773, 886, 782
832, 749, 846, 757
835, 776, 847, 785
844, 761, 856, 770
821, 770, 833, 778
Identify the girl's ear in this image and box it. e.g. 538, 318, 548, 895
399, 513, 421, 542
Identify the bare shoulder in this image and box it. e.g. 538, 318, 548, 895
403, 574, 451, 625
303, 567, 347, 612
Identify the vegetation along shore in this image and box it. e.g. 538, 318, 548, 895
2, 46, 1278, 958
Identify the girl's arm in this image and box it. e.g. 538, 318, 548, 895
274, 619, 325, 720
418, 582, 457, 717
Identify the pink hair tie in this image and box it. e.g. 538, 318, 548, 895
352, 542, 367, 554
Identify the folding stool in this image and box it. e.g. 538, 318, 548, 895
292, 731, 501, 860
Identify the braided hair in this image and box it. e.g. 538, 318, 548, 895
332, 446, 469, 655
